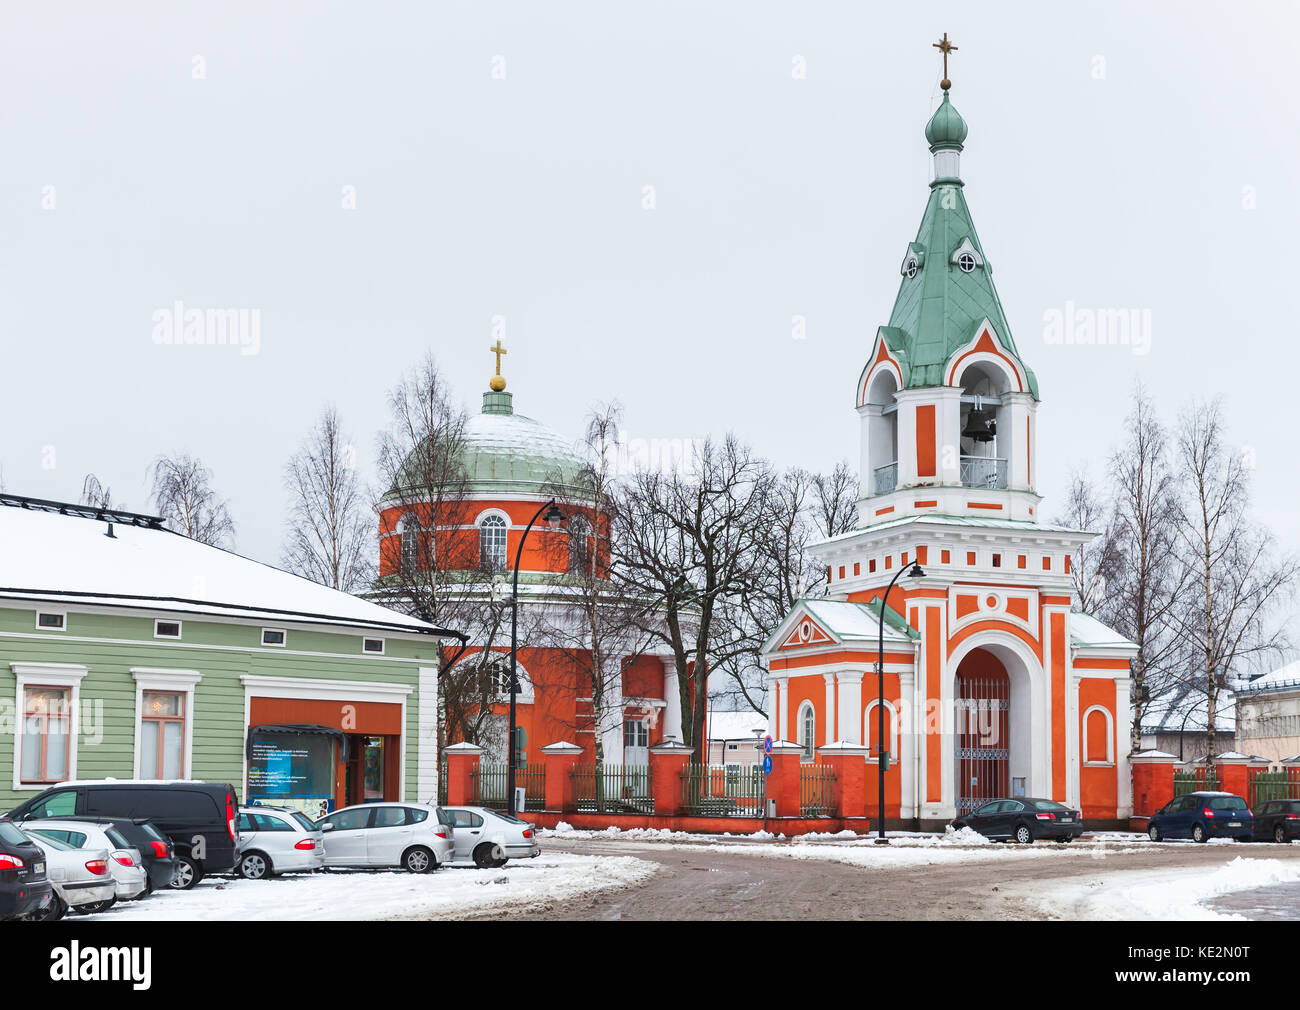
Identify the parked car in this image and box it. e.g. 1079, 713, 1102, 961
1251, 798, 1300, 843
0, 819, 53, 921
950, 797, 1084, 843
1147, 791, 1253, 842
439, 807, 541, 867
27, 815, 179, 893
236, 806, 325, 879
22, 832, 116, 920
22, 820, 148, 909
6, 780, 240, 889
316, 802, 452, 872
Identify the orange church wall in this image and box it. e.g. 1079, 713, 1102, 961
1078, 679, 1118, 818
924, 604, 942, 803
622, 653, 665, 700
784, 675, 826, 748
1050, 611, 1067, 801
915, 405, 936, 478
947, 619, 1042, 662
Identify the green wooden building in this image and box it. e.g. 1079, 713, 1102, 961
0, 495, 458, 818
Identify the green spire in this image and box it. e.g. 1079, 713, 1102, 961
873, 95, 1039, 399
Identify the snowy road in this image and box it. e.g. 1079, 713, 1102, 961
73, 853, 657, 921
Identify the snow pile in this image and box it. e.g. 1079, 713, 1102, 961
1039, 857, 1300, 920
80, 853, 656, 922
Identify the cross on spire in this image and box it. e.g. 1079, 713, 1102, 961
933, 32, 958, 91
488, 339, 508, 391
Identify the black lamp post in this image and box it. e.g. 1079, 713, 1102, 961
875, 560, 925, 843
506, 498, 565, 816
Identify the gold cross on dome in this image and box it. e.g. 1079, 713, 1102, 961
933, 32, 958, 90
489, 339, 507, 375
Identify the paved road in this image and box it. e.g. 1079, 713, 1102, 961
494, 838, 1300, 921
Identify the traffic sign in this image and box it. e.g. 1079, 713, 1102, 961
762, 753, 773, 775
763, 734, 773, 755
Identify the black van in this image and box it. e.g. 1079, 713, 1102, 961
6, 781, 239, 889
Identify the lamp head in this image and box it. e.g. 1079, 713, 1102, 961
544, 504, 565, 529
907, 563, 926, 579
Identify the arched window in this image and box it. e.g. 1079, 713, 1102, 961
396, 514, 419, 572
798, 702, 816, 761
1083, 705, 1114, 765
478, 514, 507, 573
567, 514, 593, 575
487, 658, 533, 704
865, 700, 898, 763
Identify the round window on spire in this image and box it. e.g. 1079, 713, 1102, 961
905, 259, 918, 279
958, 253, 976, 274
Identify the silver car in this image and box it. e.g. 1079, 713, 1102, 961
23, 820, 148, 906
236, 806, 325, 879
21, 832, 116, 920
440, 807, 541, 868
316, 802, 452, 872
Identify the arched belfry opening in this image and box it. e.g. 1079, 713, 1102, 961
864, 368, 900, 495
957, 361, 1010, 490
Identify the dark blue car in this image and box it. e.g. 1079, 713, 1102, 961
1147, 792, 1253, 843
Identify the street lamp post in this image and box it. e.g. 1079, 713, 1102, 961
875, 560, 925, 843
507, 498, 565, 817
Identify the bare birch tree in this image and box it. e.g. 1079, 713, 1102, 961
80, 474, 115, 510
280, 407, 372, 592
1053, 467, 1117, 617
1170, 398, 1298, 772
148, 454, 236, 547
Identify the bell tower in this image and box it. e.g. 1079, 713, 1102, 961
856, 62, 1040, 527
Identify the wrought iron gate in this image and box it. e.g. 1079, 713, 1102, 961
954, 669, 1010, 816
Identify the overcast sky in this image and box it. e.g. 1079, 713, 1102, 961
2, 1, 1297, 658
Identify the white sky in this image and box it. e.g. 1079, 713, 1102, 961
2, 1, 1297, 653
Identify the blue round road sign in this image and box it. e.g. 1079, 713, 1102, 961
763, 734, 773, 755
762, 753, 774, 775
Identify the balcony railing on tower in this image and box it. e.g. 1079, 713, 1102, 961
960, 455, 1008, 489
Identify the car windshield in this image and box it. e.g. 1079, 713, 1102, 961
290, 812, 317, 832
1207, 796, 1247, 811
1030, 800, 1068, 811
0, 821, 30, 846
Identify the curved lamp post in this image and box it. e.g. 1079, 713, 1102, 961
507, 498, 565, 816
875, 560, 925, 843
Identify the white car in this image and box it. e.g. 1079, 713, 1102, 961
316, 802, 453, 872
23, 820, 148, 907
21, 832, 117, 920
236, 806, 325, 879
438, 807, 541, 868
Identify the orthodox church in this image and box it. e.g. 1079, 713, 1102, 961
376, 352, 685, 770
761, 45, 1138, 828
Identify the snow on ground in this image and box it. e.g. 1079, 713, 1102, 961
1035, 857, 1300, 920
77, 853, 656, 921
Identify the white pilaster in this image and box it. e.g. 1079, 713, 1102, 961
823, 673, 836, 746
417, 666, 439, 804
1065, 669, 1081, 810
836, 670, 864, 744
1116, 676, 1133, 818
776, 676, 789, 742
661, 657, 682, 742
899, 670, 917, 819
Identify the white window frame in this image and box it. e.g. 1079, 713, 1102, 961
1082, 704, 1115, 767
363, 637, 385, 655
476, 508, 510, 573
797, 701, 816, 763
864, 699, 900, 764
261, 628, 287, 648
131, 668, 202, 780
154, 619, 183, 640
487, 657, 533, 704
35, 611, 67, 632
11, 662, 89, 791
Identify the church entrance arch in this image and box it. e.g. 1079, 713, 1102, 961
954, 648, 1010, 815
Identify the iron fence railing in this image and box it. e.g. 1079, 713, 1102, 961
959, 455, 1008, 489
471, 762, 546, 811
873, 461, 898, 496
1173, 769, 1219, 797
573, 763, 654, 814
799, 763, 836, 818
680, 764, 766, 817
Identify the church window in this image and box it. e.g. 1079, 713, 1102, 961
479, 515, 508, 573
567, 514, 593, 575
905, 259, 918, 279
957, 252, 976, 273
396, 514, 419, 572
798, 702, 816, 761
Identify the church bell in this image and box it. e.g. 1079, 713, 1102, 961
961, 409, 996, 443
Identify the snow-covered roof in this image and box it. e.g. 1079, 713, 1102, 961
1233, 659, 1300, 696
1142, 684, 1236, 733
1070, 613, 1137, 651
801, 598, 917, 642
707, 711, 768, 742
0, 501, 452, 636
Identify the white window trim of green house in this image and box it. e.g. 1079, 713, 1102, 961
240, 674, 416, 804
130, 668, 202, 780
10, 662, 89, 792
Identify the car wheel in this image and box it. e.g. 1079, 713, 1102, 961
473, 843, 506, 869
1192, 823, 1207, 843
239, 851, 271, 880
1056, 836, 1072, 843
1148, 824, 1162, 842
26, 893, 66, 922
78, 899, 115, 915
1014, 823, 1033, 845
403, 846, 435, 873
491, 857, 509, 868
1274, 825, 1287, 844
170, 854, 202, 889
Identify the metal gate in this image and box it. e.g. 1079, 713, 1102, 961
955, 669, 1010, 816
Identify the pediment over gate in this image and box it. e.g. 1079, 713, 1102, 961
761, 597, 918, 659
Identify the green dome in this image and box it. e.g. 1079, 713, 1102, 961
459, 390, 587, 495
924, 92, 968, 150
